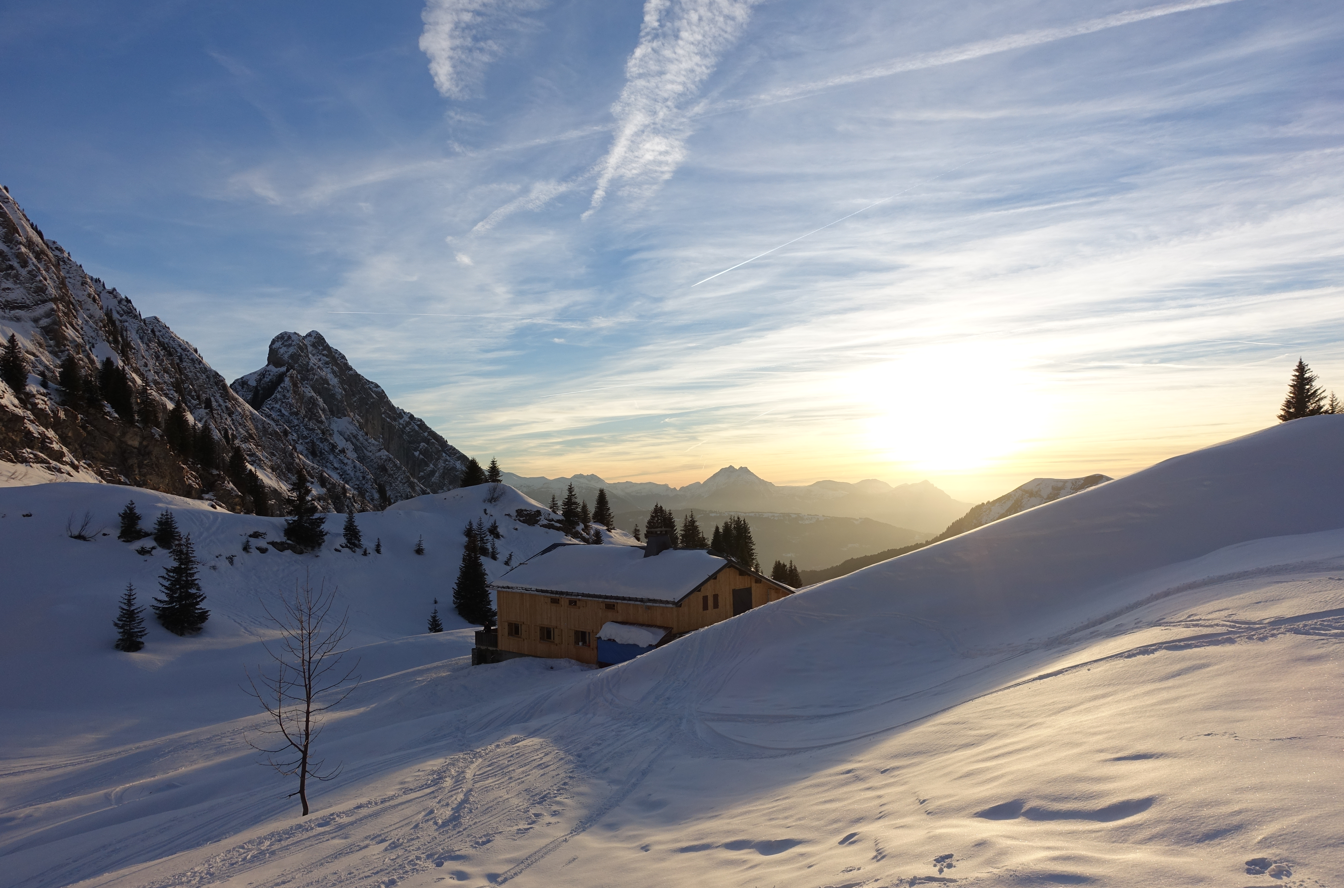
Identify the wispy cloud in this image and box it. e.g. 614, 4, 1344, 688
587, 0, 759, 213
419, 0, 545, 99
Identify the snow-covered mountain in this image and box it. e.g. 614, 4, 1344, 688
0, 186, 471, 510
930, 473, 1111, 542
505, 465, 969, 532
3, 417, 1341, 887
231, 331, 469, 508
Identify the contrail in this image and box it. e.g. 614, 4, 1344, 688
692, 160, 974, 288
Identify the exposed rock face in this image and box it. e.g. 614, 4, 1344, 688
0, 185, 470, 510
231, 331, 467, 507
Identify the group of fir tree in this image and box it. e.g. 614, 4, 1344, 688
712, 516, 759, 572
463, 518, 499, 560
770, 559, 803, 587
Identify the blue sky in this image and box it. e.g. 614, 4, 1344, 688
1, 0, 1341, 499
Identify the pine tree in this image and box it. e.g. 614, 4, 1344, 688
165, 400, 194, 457
644, 504, 680, 548
98, 357, 135, 420
592, 489, 614, 528
1278, 358, 1327, 421
549, 494, 560, 513
771, 560, 789, 583
375, 538, 382, 554
152, 511, 180, 549
227, 445, 248, 486
788, 561, 802, 587
489, 539, 499, 560
247, 470, 270, 516
680, 511, 708, 549
716, 516, 757, 567
486, 457, 502, 483
1, 333, 29, 394
579, 499, 591, 527
452, 529, 495, 627
1326, 391, 1341, 415
195, 424, 217, 469
632, 524, 641, 542
427, 608, 444, 633
113, 583, 147, 652
153, 534, 209, 635
561, 483, 581, 533
283, 467, 327, 552
137, 389, 161, 429
415, 534, 425, 555
342, 507, 363, 549
118, 500, 147, 542
58, 355, 85, 408
710, 523, 723, 552
461, 458, 488, 487
487, 519, 501, 539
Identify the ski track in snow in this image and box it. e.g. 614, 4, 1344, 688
2, 418, 1344, 887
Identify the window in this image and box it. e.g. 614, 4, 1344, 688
712, 593, 719, 609
549, 597, 560, 605
574, 629, 591, 647
539, 626, 556, 643
568, 599, 579, 607
702, 595, 709, 611
604, 602, 617, 610
507, 622, 522, 638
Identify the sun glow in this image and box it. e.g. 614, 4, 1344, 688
848, 343, 1052, 473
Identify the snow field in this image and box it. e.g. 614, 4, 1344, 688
0, 417, 1342, 887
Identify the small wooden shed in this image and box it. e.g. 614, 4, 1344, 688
476, 542, 796, 666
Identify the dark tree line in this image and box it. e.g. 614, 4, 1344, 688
770, 559, 802, 587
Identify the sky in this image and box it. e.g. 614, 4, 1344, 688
1, 0, 1341, 501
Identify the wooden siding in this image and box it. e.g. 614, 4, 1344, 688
494, 564, 792, 665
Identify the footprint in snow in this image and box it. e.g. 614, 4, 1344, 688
1245, 857, 1292, 878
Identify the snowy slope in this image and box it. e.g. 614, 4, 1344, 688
931, 473, 1111, 543
2, 418, 1343, 887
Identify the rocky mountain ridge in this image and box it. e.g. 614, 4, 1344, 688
0, 185, 468, 511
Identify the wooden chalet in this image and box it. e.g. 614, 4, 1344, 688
474, 536, 795, 667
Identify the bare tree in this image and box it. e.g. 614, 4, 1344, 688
244, 574, 360, 816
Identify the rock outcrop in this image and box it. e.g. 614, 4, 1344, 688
231, 331, 467, 507
0, 185, 471, 511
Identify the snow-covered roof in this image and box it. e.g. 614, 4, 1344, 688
494, 544, 733, 604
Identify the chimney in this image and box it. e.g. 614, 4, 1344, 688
644, 524, 673, 558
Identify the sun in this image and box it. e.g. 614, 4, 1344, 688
847, 343, 1051, 473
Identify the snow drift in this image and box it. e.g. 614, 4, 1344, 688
2, 418, 1343, 887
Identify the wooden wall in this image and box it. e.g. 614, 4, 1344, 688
494, 565, 793, 666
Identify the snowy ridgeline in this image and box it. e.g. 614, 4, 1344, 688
2, 417, 1344, 887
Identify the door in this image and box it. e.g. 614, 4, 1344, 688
732, 587, 752, 616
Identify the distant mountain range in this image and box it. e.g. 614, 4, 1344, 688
798, 473, 1112, 585
503, 465, 970, 533
0, 185, 469, 510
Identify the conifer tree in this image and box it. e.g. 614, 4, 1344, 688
153, 534, 209, 635
98, 357, 135, 420
227, 445, 248, 486
644, 504, 680, 547
1328, 392, 1342, 415
247, 470, 270, 516
632, 524, 641, 542
58, 355, 85, 408
375, 538, 382, 554
165, 400, 194, 457
486, 457, 502, 483
137, 389, 161, 428
152, 510, 180, 549
452, 529, 495, 627
118, 500, 147, 542
427, 608, 444, 633
561, 483, 581, 533
580, 499, 591, 527
1278, 358, 1327, 421
788, 561, 802, 587
771, 560, 789, 583
415, 535, 425, 555
680, 511, 708, 549
283, 467, 327, 552
710, 523, 722, 552
549, 494, 560, 513
195, 424, 217, 469
489, 539, 499, 560
460, 457, 488, 487
342, 507, 363, 549
113, 583, 147, 652
1, 333, 29, 394
487, 519, 502, 539
592, 489, 614, 528
716, 516, 757, 567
